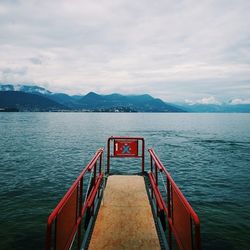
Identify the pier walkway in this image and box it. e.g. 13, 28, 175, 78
46, 137, 201, 250
88, 175, 160, 250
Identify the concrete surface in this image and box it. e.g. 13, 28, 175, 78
88, 175, 160, 250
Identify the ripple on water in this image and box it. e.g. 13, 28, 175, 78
0, 113, 249, 250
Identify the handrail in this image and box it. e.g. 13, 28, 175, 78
46, 148, 104, 250
148, 148, 201, 250
148, 148, 163, 171
148, 173, 164, 211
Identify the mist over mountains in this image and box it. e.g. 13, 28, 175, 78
0, 84, 249, 112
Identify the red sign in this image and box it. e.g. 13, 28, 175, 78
114, 139, 138, 157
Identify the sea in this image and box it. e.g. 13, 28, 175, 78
0, 113, 249, 249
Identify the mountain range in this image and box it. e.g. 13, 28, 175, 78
0, 84, 183, 112
0, 91, 67, 111
0, 84, 249, 112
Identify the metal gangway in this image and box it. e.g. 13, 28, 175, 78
46, 136, 201, 250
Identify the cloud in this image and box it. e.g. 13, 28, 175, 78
229, 98, 250, 105
185, 96, 221, 105
0, 66, 28, 82
30, 57, 42, 65
0, 0, 249, 101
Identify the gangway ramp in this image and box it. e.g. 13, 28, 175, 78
46, 137, 201, 250
88, 175, 161, 250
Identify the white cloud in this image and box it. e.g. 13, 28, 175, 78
185, 96, 221, 105
0, 0, 249, 101
229, 98, 250, 105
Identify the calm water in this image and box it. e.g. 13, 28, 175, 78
0, 113, 249, 249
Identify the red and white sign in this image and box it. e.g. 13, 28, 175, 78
114, 139, 138, 157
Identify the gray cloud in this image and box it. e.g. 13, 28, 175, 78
30, 57, 42, 65
0, 66, 28, 82
0, 0, 249, 102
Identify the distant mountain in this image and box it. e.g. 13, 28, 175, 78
1, 83, 249, 113
71, 95, 84, 100
0, 91, 67, 111
47, 93, 82, 108
178, 103, 250, 113
2, 83, 249, 112
0, 84, 184, 112
0, 84, 81, 108
79, 92, 183, 112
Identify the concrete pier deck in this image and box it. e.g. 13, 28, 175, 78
88, 175, 160, 250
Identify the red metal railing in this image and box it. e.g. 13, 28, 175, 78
46, 138, 201, 250
107, 136, 145, 173
148, 148, 201, 250
46, 149, 104, 250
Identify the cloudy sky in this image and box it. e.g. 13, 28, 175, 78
0, 0, 249, 103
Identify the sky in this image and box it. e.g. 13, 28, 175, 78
0, 0, 250, 103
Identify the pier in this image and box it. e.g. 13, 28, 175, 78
46, 137, 200, 250
89, 175, 160, 249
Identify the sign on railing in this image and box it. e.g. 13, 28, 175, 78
107, 136, 145, 173
114, 139, 138, 157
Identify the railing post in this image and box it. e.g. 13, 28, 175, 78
46, 222, 52, 250
150, 155, 153, 172
195, 223, 201, 250
94, 163, 97, 183
142, 138, 145, 173
155, 162, 158, 186
99, 154, 102, 174
77, 177, 83, 250
98, 155, 102, 198
107, 138, 111, 174
167, 176, 172, 250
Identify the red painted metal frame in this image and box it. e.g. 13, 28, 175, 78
107, 136, 145, 173
148, 148, 201, 250
46, 148, 104, 250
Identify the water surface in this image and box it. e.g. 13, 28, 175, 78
0, 113, 249, 249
